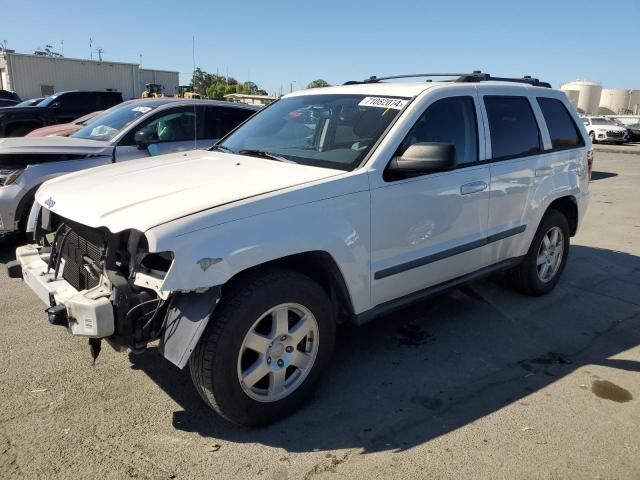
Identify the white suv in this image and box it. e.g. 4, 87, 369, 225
10, 72, 591, 426
581, 115, 628, 144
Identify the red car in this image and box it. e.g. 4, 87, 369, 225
25, 110, 103, 137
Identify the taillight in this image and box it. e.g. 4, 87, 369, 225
587, 149, 593, 181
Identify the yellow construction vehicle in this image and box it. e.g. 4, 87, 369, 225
141, 83, 165, 99
176, 85, 201, 99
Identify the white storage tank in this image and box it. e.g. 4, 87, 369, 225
599, 88, 631, 115
563, 89, 580, 109
630, 90, 640, 115
561, 80, 602, 115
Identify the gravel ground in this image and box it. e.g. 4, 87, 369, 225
1, 151, 639, 480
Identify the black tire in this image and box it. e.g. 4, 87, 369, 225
189, 268, 335, 426
589, 132, 596, 144
507, 209, 570, 296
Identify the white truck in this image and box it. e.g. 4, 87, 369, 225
9, 72, 591, 426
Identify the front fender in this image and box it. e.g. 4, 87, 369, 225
148, 190, 372, 314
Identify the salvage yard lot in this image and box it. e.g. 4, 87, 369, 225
1, 151, 639, 480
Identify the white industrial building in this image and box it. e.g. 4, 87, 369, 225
561, 80, 640, 115
0, 52, 178, 100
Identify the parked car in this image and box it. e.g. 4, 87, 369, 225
0, 90, 123, 137
9, 73, 591, 426
0, 98, 257, 235
581, 116, 628, 144
0, 90, 21, 108
25, 110, 103, 137
14, 97, 45, 107
625, 123, 640, 142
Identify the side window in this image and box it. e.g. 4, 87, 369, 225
142, 108, 199, 143
537, 97, 584, 149
207, 107, 254, 139
484, 96, 541, 159
57, 93, 82, 111
398, 96, 478, 165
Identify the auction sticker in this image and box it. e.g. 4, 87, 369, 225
359, 97, 408, 110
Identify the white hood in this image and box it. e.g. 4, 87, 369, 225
35, 150, 341, 232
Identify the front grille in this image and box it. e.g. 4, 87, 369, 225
61, 227, 105, 291
607, 130, 624, 138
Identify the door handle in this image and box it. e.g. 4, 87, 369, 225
535, 167, 552, 177
460, 181, 488, 195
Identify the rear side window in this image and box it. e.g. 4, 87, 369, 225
206, 107, 254, 139
537, 97, 583, 149
484, 96, 540, 159
399, 96, 478, 165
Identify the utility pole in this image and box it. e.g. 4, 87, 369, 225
97, 48, 104, 62
89, 38, 93, 60
290, 80, 296, 93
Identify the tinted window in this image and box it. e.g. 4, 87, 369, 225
484, 96, 540, 159
57, 92, 84, 110
206, 106, 254, 138
537, 97, 583, 149
399, 96, 478, 165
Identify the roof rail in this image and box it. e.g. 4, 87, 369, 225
343, 71, 551, 88
456, 71, 551, 88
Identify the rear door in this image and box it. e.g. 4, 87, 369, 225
369, 89, 492, 305
480, 91, 547, 261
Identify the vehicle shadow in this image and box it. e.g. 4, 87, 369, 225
591, 171, 618, 181
127, 244, 640, 453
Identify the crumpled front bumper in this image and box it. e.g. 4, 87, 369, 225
14, 244, 115, 338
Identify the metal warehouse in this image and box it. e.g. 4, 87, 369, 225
0, 52, 178, 100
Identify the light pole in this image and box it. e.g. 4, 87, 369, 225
290, 80, 296, 93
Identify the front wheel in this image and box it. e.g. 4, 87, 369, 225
507, 209, 570, 296
590, 132, 597, 144
189, 269, 335, 426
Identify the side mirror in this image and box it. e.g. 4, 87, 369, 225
387, 143, 456, 179
134, 128, 158, 150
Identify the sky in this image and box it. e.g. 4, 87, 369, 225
2, 0, 639, 95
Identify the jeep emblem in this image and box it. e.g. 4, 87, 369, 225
44, 197, 56, 208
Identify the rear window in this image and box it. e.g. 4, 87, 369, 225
537, 98, 583, 149
484, 96, 541, 159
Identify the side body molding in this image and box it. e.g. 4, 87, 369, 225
159, 287, 221, 368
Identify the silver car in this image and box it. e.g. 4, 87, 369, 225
0, 98, 257, 236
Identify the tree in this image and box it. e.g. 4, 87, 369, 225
190, 68, 267, 100
306, 79, 330, 89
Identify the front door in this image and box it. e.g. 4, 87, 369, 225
369, 93, 491, 306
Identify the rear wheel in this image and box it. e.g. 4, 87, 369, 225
507, 209, 570, 296
189, 269, 335, 426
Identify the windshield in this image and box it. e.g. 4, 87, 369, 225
590, 118, 617, 126
217, 94, 408, 171
72, 103, 156, 141
37, 95, 58, 108
16, 98, 43, 107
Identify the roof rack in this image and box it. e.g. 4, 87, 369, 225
456, 71, 551, 88
343, 71, 551, 88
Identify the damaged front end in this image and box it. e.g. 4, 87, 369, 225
13, 207, 220, 367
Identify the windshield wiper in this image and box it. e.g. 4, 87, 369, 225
238, 149, 295, 163
210, 144, 234, 153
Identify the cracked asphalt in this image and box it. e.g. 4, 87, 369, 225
1, 151, 640, 479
